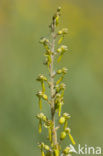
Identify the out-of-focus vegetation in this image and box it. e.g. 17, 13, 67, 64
0, 0, 103, 156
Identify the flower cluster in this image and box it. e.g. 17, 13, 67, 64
35, 7, 75, 156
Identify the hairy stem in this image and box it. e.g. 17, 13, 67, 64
50, 28, 58, 147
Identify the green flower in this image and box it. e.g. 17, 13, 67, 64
58, 28, 68, 35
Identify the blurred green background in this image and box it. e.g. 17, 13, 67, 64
0, 0, 103, 155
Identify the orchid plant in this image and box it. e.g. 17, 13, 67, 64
36, 7, 76, 156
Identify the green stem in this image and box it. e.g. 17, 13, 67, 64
50, 27, 58, 148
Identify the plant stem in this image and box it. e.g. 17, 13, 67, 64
50, 28, 58, 147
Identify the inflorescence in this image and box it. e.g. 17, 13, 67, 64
36, 7, 75, 156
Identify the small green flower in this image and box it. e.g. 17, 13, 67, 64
56, 68, 67, 84
37, 75, 47, 93
57, 45, 68, 53
58, 28, 68, 35
63, 113, 71, 119
56, 67, 68, 74
36, 113, 47, 121
40, 37, 49, 45
57, 46, 68, 62
55, 83, 66, 93
37, 74, 47, 81
36, 91, 48, 109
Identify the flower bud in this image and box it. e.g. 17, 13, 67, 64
57, 45, 68, 53
56, 69, 62, 74
37, 74, 47, 81
40, 37, 49, 45
60, 131, 66, 140
57, 48, 62, 53
42, 116, 47, 122
63, 147, 70, 154
54, 149, 59, 156
36, 113, 47, 121
56, 67, 68, 74
57, 6, 61, 12
59, 116, 65, 124
44, 145, 50, 151
58, 30, 62, 35
42, 94, 48, 100
65, 127, 71, 134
